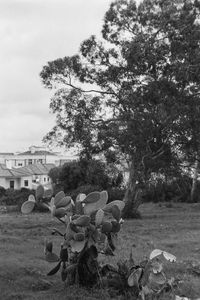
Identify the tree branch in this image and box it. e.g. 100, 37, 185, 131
62, 79, 119, 97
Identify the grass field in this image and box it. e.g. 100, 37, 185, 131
0, 202, 200, 299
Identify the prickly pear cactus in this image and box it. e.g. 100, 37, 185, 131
21, 189, 125, 286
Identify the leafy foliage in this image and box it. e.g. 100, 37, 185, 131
142, 173, 200, 203
0, 188, 35, 209
58, 161, 85, 191
49, 158, 123, 193
69, 184, 103, 199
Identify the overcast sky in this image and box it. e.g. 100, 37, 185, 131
0, 0, 113, 153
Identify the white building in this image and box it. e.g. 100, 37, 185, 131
0, 163, 55, 190
0, 145, 79, 168
0, 145, 79, 190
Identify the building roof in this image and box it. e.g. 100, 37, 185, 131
18, 150, 56, 156
0, 153, 14, 155
14, 163, 55, 176
0, 163, 55, 178
0, 164, 12, 177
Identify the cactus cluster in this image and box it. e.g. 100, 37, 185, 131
21, 186, 125, 285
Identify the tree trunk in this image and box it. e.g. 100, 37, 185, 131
190, 156, 199, 202
122, 159, 142, 218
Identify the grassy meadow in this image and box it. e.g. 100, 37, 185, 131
0, 202, 200, 299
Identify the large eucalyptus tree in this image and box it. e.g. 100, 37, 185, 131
41, 0, 200, 215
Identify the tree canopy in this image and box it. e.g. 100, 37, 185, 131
48, 159, 123, 194
40, 0, 200, 214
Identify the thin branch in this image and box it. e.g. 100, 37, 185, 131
61, 78, 119, 97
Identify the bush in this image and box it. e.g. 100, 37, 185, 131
0, 188, 35, 209
52, 183, 64, 196
107, 187, 125, 203
68, 185, 103, 200
67, 185, 125, 204
0, 186, 6, 198
49, 159, 124, 194
59, 161, 85, 192
81, 159, 111, 189
143, 175, 198, 203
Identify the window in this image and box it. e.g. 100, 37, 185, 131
44, 177, 46, 182
10, 181, 14, 189
24, 180, 28, 187
38, 159, 43, 163
28, 159, 32, 165
18, 163, 23, 166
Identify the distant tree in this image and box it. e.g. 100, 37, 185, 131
58, 161, 85, 192
79, 159, 111, 189
48, 159, 123, 194
48, 166, 62, 185
41, 0, 200, 216
176, 101, 200, 202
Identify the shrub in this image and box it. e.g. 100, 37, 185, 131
143, 175, 197, 203
59, 161, 85, 192
0, 186, 6, 197
52, 183, 64, 197
48, 166, 62, 185
107, 187, 126, 203
65, 185, 126, 205
0, 188, 35, 209
49, 159, 124, 194
68, 184, 103, 200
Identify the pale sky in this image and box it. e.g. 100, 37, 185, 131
0, 0, 112, 152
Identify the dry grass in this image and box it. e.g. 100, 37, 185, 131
0, 202, 200, 299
